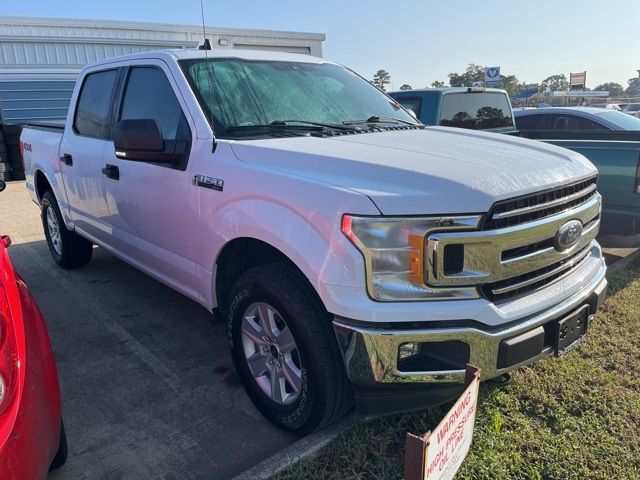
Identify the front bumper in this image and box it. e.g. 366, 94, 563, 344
332, 255, 607, 415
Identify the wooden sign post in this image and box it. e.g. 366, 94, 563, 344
404, 365, 481, 480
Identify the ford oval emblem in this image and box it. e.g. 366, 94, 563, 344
555, 220, 583, 251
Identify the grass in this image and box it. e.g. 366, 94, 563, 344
272, 256, 640, 480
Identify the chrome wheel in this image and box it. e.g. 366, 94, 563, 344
46, 206, 62, 255
241, 302, 303, 405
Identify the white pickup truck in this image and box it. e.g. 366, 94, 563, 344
22, 48, 607, 433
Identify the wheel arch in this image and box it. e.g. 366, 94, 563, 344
213, 237, 325, 316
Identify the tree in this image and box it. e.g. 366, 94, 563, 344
500, 74, 520, 101
372, 69, 391, 92
593, 82, 624, 97
448, 64, 484, 87
431, 80, 445, 88
626, 77, 640, 97
399, 84, 412, 90
541, 74, 569, 92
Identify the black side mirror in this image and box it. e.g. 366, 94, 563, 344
113, 119, 169, 162
0, 180, 5, 193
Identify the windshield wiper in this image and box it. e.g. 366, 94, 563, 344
227, 120, 357, 132
343, 115, 421, 126
272, 120, 358, 130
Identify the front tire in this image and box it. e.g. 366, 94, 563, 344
227, 262, 352, 434
41, 190, 93, 269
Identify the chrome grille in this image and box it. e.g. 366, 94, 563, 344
426, 179, 602, 303
480, 245, 592, 303
482, 176, 598, 230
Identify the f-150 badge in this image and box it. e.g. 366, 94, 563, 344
193, 175, 224, 192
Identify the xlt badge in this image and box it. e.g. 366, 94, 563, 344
193, 175, 224, 192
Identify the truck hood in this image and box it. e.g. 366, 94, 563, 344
229, 127, 597, 215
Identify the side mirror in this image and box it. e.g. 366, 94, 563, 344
0, 180, 5, 193
113, 119, 168, 162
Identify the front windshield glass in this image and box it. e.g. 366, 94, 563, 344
599, 111, 640, 130
179, 58, 417, 137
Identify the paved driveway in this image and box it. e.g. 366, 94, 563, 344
0, 182, 296, 480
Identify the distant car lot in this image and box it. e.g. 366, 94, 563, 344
0, 182, 296, 480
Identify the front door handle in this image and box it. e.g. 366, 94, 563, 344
101, 164, 119, 180
60, 153, 73, 166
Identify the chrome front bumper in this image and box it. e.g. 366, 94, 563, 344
333, 254, 607, 387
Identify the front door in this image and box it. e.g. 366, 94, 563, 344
100, 62, 199, 296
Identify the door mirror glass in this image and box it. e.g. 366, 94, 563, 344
113, 119, 172, 162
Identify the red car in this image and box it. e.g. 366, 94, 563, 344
0, 179, 67, 479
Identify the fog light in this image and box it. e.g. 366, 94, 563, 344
399, 342, 419, 360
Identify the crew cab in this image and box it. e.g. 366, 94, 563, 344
22, 49, 607, 433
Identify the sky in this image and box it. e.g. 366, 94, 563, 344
2, 0, 639, 89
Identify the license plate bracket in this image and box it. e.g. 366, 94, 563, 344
553, 306, 589, 356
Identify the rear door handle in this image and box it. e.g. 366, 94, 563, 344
60, 153, 73, 166
101, 164, 120, 180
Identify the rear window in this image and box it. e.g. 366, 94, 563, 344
439, 92, 513, 130
598, 111, 640, 130
396, 97, 421, 116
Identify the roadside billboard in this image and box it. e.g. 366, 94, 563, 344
516, 83, 539, 100
484, 67, 500, 87
570, 71, 587, 90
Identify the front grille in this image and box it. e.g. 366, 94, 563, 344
481, 246, 592, 303
483, 176, 598, 230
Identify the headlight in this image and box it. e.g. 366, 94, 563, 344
341, 215, 481, 301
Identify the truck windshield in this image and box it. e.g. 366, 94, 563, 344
179, 58, 418, 138
439, 92, 514, 131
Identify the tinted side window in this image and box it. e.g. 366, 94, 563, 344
546, 114, 606, 130
515, 114, 550, 130
119, 67, 191, 168
439, 92, 514, 130
397, 97, 421, 117
577, 117, 607, 130
74, 70, 118, 138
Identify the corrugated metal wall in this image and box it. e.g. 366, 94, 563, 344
0, 17, 325, 124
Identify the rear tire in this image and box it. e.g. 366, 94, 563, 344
41, 190, 93, 269
49, 421, 68, 471
227, 262, 353, 434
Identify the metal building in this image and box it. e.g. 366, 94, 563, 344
0, 16, 325, 124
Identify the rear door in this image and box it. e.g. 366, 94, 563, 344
100, 61, 199, 294
60, 68, 119, 242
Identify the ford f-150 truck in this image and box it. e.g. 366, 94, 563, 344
22, 49, 607, 433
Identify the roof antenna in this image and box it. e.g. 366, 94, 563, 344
198, 0, 211, 50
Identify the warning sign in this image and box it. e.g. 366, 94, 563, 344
404, 365, 481, 480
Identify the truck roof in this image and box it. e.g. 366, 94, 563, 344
84, 47, 327, 71
388, 87, 508, 95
